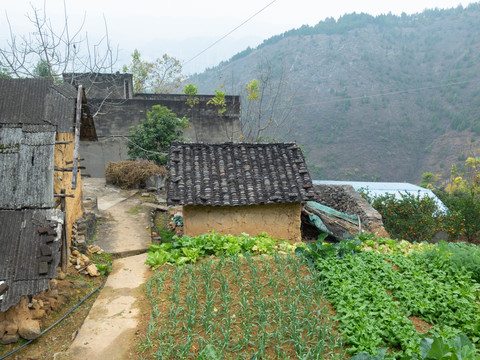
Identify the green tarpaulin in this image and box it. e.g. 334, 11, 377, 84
305, 201, 363, 240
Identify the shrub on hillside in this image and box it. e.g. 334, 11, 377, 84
105, 160, 166, 189
361, 191, 444, 242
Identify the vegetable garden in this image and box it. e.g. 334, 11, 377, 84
137, 232, 480, 359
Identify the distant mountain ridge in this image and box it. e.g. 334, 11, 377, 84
189, 4, 480, 183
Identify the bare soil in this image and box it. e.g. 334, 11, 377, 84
409, 316, 434, 334
0, 268, 106, 360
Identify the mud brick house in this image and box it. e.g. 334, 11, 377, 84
0, 78, 95, 312
167, 142, 318, 242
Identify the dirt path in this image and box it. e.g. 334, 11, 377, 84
82, 178, 152, 256
95, 197, 151, 256
56, 178, 153, 360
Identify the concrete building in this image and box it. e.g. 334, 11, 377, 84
63, 73, 242, 177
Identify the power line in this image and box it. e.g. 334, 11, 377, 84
183, 0, 279, 67
272, 77, 480, 111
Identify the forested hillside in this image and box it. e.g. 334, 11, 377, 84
189, 4, 480, 183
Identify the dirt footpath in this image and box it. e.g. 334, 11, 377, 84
56, 178, 153, 359
83, 178, 152, 256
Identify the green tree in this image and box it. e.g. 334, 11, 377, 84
32, 59, 53, 78
430, 156, 480, 241
419, 172, 441, 189
123, 49, 184, 93
0, 61, 10, 78
207, 88, 227, 114
127, 105, 189, 165
183, 84, 199, 108
361, 191, 444, 242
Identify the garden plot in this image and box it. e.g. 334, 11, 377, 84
137, 254, 345, 359
303, 236, 480, 358
136, 232, 480, 359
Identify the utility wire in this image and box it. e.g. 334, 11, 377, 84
290, 78, 480, 109
183, 0, 279, 67
245, 77, 480, 112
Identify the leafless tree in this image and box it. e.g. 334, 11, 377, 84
0, 1, 127, 120
1, 1, 117, 79
0, 1, 118, 94
241, 60, 294, 142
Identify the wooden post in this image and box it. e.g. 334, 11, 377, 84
71, 85, 83, 190
60, 189, 68, 273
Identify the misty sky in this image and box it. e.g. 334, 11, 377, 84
0, 0, 475, 73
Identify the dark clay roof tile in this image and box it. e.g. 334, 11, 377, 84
167, 142, 318, 206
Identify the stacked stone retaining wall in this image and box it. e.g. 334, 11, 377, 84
313, 184, 390, 238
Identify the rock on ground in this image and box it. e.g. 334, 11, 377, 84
18, 319, 41, 340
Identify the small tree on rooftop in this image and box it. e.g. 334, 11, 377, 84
127, 105, 189, 166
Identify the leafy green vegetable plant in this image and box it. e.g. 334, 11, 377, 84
359, 233, 435, 255
351, 333, 479, 359
295, 234, 480, 357
294, 233, 362, 267
350, 347, 388, 360
146, 232, 298, 268
413, 333, 478, 360
421, 240, 480, 283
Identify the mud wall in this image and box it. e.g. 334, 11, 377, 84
54, 133, 83, 243
183, 202, 302, 243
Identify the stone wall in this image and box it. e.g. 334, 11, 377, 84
71, 195, 98, 253
81, 95, 242, 177
313, 184, 390, 237
183, 202, 302, 243
0, 280, 61, 344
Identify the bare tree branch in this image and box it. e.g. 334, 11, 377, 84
0, 0, 117, 80
241, 59, 294, 142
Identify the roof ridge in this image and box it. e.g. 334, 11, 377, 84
50, 83, 78, 99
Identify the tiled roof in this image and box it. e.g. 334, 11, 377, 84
167, 142, 318, 207
45, 84, 77, 133
0, 209, 62, 312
